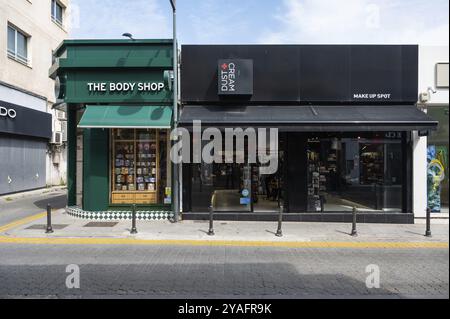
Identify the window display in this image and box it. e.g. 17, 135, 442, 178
111, 129, 167, 205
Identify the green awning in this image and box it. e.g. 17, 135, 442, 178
78, 105, 172, 129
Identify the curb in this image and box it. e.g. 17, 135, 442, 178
1, 211, 449, 249
0, 186, 67, 202
0, 235, 448, 249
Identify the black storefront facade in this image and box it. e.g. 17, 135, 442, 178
179, 45, 438, 224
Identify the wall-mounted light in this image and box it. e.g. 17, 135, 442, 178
122, 33, 134, 40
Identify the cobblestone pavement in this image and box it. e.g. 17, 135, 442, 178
0, 244, 448, 298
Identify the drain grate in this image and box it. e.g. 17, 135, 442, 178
25, 224, 69, 230
83, 222, 118, 227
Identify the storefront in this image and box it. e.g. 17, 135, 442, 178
0, 100, 51, 195
180, 45, 438, 223
50, 39, 174, 220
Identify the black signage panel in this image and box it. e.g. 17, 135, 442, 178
0, 100, 52, 139
182, 45, 418, 104
218, 59, 253, 95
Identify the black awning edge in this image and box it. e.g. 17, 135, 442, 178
178, 105, 438, 132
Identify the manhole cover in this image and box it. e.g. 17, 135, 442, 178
83, 222, 118, 227
25, 224, 69, 230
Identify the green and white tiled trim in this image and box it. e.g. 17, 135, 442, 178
66, 206, 174, 221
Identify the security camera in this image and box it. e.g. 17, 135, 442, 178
428, 86, 437, 94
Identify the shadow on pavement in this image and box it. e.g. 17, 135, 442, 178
33, 194, 67, 210
0, 262, 398, 298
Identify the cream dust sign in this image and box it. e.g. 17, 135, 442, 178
87, 82, 165, 93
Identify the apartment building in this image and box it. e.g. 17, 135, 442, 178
0, 0, 69, 195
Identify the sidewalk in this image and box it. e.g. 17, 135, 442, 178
1, 208, 448, 247
0, 186, 67, 202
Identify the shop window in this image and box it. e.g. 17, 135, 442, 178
189, 134, 284, 213
111, 129, 169, 205
7, 24, 29, 65
51, 0, 64, 27
307, 133, 404, 212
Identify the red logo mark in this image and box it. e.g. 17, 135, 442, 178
221, 63, 228, 70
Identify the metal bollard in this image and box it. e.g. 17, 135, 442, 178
130, 204, 138, 234
350, 206, 358, 237
425, 207, 432, 237
208, 205, 215, 236
275, 205, 283, 237
45, 203, 53, 234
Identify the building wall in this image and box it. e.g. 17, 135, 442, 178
0, 82, 47, 112
414, 45, 449, 217
0, 0, 69, 103
419, 46, 449, 105
0, 0, 70, 192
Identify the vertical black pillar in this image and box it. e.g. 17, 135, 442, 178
404, 131, 413, 215
182, 162, 192, 213
67, 104, 77, 206
286, 133, 308, 212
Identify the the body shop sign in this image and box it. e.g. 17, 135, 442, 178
87, 82, 165, 93
218, 59, 253, 95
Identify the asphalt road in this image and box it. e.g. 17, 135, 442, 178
0, 190, 448, 299
0, 244, 448, 298
0, 190, 67, 227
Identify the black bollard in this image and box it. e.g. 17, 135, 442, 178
425, 207, 432, 237
350, 207, 358, 237
208, 205, 215, 236
130, 204, 138, 234
45, 203, 53, 234
275, 205, 283, 237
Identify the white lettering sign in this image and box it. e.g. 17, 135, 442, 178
87, 82, 165, 93
220, 62, 236, 92
0, 106, 17, 119
353, 93, 392, 99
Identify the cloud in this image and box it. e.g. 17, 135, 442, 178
260, 0, 449, 45
69, 0, 171, 39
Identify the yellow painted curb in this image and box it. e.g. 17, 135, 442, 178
0, 236, 448, 249
0, 211, 47, 233
0, 212, 448, 249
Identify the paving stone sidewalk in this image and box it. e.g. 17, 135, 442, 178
2, 209, 449, 243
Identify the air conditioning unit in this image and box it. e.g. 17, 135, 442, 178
419, 92, 430, 103
61, 121, 68, 142
56, 110, 66, 120
51, 131, 62, 144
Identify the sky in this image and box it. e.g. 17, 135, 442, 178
68, 0, 449, 45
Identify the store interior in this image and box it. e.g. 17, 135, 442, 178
188, 132, 405, 213
306, 134, 403, 212
190, 135, 285, 213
